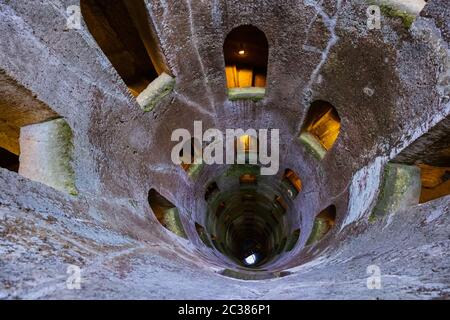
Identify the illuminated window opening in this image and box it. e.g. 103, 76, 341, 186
240, 135, 251, 152
148, 188, 187, 239
418, 164, 450, 203
224, 25, 268, 100
300, 101, 341, 159
235, 135, 258, 153
240, 174, 257, 185
282, 169, 302, 198
234, 134, 258, 163
306, 205, 336, 245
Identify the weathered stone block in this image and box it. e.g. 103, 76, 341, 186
163, 208, 187, 239
227, 87, 265, 101
306, 218, 332, 245
19, 118, 77, 195
299, 132, 327, 160
371, 163, 421, 218
136, 73, 175, 112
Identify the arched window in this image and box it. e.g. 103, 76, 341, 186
387, 116, 449, 207
236, 134, 258, 153
234, 134, 258, 163
81, 0, 173, 106
282, 169, 302, 198
240, 174, 257, 185
300, 101, 341, 159
224, 25, 268, 100
148, 189, 187, 239
306, 205, 336, 245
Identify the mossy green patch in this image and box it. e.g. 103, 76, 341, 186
299, 132, 326, 160
137, 73, 175, 112
371, 163, 421, 221
164, 208, 188, 239
228, 87, 265, 102
366, 1, 416, 29
187, 163, 203, 179
306, 218, 330, 246
56, 119, 78, 196
379, 4, 415, 28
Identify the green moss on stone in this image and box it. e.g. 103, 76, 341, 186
371, 163, 421, 220
137, 73, 175, 112
299, 132, 326, 160
187, 163, 203, 179
56, 119, 78, 196
366, 1, 416, 29
306, 218, 330, 246
164, 208, 188, 239
368, 211, 378, 223
228, 87, 265, 102
379, 4, 415, 28
285, 230, 300, 252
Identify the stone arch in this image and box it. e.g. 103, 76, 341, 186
224, 25, 268, 101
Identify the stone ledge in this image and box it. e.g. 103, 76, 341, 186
19, 118, 78, 196
299, 132, 327, 160
227, 87, 265, 101
136, 73, 175, 112
371, 163, 421, 219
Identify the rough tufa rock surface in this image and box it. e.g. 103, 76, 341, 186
0, 0, 449, 299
